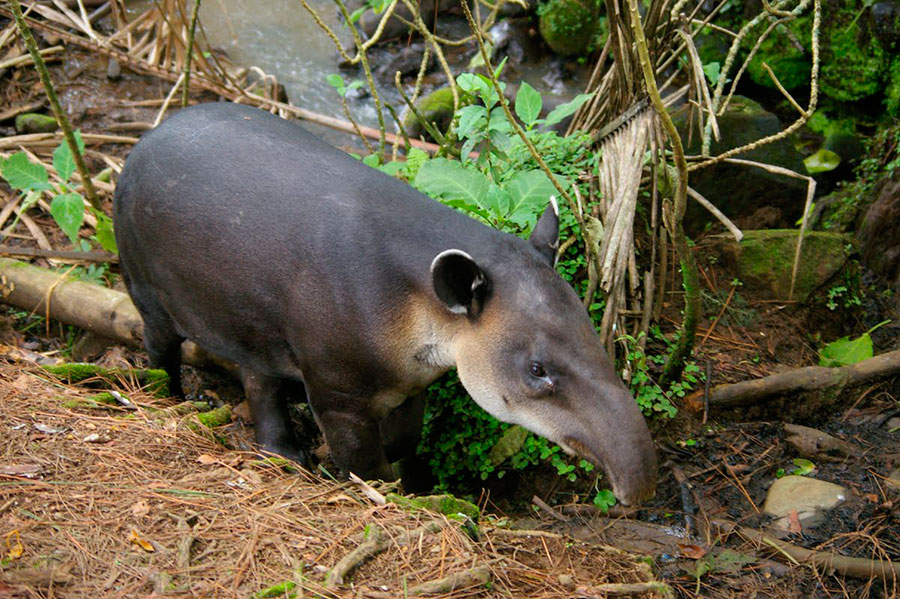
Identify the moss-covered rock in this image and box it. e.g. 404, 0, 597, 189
538, 0, 599, 57
387, 493, 480, 520
820, 20, 886, 102
402, 87, 456, 141
715, 229, 853, 302
746, 16, 812, 91
15, 113, 58, 134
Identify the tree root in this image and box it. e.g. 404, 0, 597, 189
733, 524, 900, 582
576, 581, 675, 598
325, 520, 443, 588
708, 349, 900, 408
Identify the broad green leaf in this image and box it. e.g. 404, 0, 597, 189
1, 152, 52, 192
456, 105, 487, 139
466, 41, 494, 69
488, 106, 512, 134
791, 458, 816, 476
414, 157, 490, 210
592, 489, 616, 512
488, 130, 513, 155
484, 183, 510, 219
460, 134, 482, 164
362, 154, 380, 168
505, 170, 559, 230
92, 210, 118, 254
53, 140, 75, 183
349, 6, 366, 22
543, 93, 594, 127
405, 147, 429, 179
515, 82, 542, 128
377, 161, 406, 176
819, 334, 871, 367
50, 192, 84, 246
702, 61, 721, 85
818, 320, 889, 367
804, 148, 841, 174
488, 425, 528, 466
456, 72, 481, 94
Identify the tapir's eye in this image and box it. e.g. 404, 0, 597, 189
529, 362, 546, 378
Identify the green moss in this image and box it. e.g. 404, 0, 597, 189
253, 581, 297, 599
386, 493, 480, 520
820, 25, 885, 102
806, 108, 856, 138
746, 16, 812, 91
14, 113, 58, 134
538, 0, 599, 57
886, 56, 900, 116
41, 363, 170, 398
403, 87, 457, 140
720, 230, 852, 302
195, 404, 232, 428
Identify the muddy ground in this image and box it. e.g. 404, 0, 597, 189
1, 36, 899, 599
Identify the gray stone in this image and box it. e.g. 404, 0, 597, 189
763, 475, 847, 528
671, 96, 808, 233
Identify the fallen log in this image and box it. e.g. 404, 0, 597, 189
708, 350, 900, 408
0, 258, 234, 374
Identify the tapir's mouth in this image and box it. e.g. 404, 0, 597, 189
563, 437, 601, 467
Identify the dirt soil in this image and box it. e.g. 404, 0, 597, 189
1, 26, 899, 599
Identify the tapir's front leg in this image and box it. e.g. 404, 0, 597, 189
240, 369, 309, 466
307, 386, 395, 482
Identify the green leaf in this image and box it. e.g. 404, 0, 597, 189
791, 458, 816, 476
819, 334, 872, 367
804, 148, 841, 174
460, 134, 482, 164
50, 192, 85, 246
414, 157, 490, 210
362, 154, 380, 168
505, 170, 559, 230
592, 489, 616, 512
818, 320, 890, 367
377, 161, 406, 176
702, 61, 721, 85
53, 141, 75, 183
484, 183, 510, 219
515, 82, 542, 128
349, 5, 366, 22
488, 107, 512, 134
543, 93, 594, 127
326, 74, 345, 95
456, 105, 488, 139
1, 152, 52, 192
92, 209, 118, 254
488, 130, 513, 155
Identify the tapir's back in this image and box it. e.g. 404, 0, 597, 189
113, 102, 501, 377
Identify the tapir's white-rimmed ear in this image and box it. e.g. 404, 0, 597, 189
529, 196, 560, 266
431, 249, 489, 316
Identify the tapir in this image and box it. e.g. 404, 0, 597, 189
113, 102, 657, 505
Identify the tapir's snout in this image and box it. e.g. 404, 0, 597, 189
562, 386, 657, 506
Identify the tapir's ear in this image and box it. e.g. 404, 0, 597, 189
431, 249, 489, 316
529, 196, 560, 266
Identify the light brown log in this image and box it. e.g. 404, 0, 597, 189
0, 258, 234, 374
709, 350, 900, 408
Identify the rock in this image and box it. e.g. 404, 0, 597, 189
489, 18, 543, 67
377, 42, 433, 84
673, 96, 808, 232
885, 416, 900, 430
538, 0, 599, 57
106, 57, 121, 81
870, 2, 900, 50
14, 112, 58, 134
885, 469, 900, 495
713, 229, 852, 302
763, 475, 847, 531
402, 86, 456, 141
858, 177, 900, 290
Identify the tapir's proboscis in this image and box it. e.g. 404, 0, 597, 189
114, 102, 657, 505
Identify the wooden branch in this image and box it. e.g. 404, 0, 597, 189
0, 258, 236, 375
0, 245, 117, 263
736, 525, 900, 581
709, 349, 900, 408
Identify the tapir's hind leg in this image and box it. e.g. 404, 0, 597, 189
123, 270, 185, 398
381, 392, 425, 463
240, 369, 309, 467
